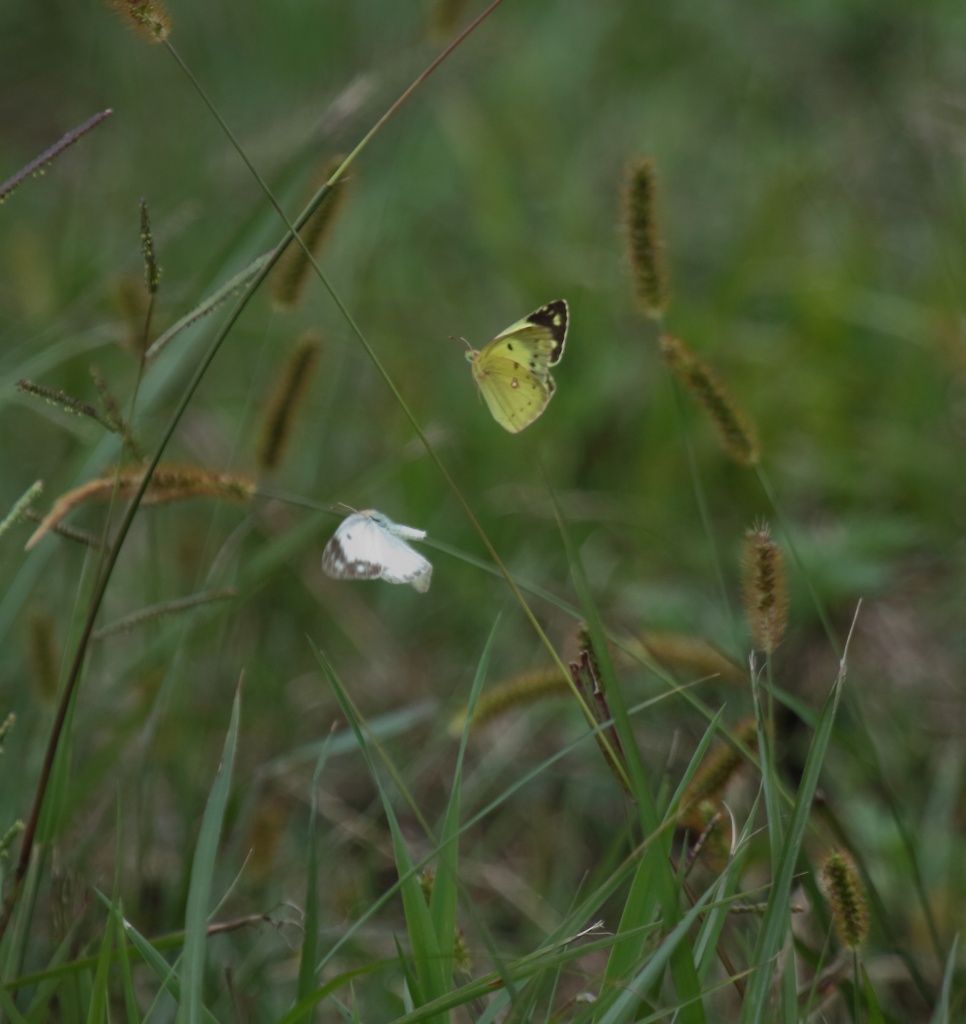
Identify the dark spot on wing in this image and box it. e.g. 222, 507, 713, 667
526, 299, 569, 363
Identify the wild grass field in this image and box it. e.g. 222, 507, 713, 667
1, 0, 965, 1019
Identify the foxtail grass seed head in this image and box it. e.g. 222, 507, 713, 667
638, 631, 745, 685
659, 333, 760, 466
17, 378, 117, 433
447, 667, 568, 736
90, 365, 143, 458
820, 849, 869, 951
139, 198, 160, 294
257, 333, 323, 473
742, 524, 788, 654
624, 157, 669, 319
272, 155, 350, 311
24, 509, 103, 550
92, 588, 237, 641
453, 929, 473, 974
26, 465, 256, 550
88, 366, 124, 434
111, 0, 171, 42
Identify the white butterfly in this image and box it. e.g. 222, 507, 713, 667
322, 509, 432, 593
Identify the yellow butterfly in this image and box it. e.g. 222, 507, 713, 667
464, 299, 569, 433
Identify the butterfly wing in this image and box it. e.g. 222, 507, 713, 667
473, 355, 554, 433
322, 512, 432, 592
489, 299, 569, 369
376, 531, 433, 592
322, 514, 386, 581
470, 300, 569, 433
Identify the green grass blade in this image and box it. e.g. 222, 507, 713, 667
144, 250, 276, 362
665, 706, 727, 816
778, 943, 797, 1022
601, 850, 663, 1001
119, 910, 219, 1024
594, 884, 714, 1022
548, 487, 704, 1022
316, 648, 448, 1020
3, 844, 45, 983
693, 793, 760, 990
426, 757, 459, 989
84, 904, 114, 1024
275, 961, 397, 1024
294, 736, 335, 1018
429, 616, 498, 994
113, 900, 141, 1024
394, 933, 423, 1008
19, 925, 86, 1020
741, 667, 844, 1022
123, 919, 183, 1003
36, 694, 75, 845
179, 683, 242, 1023
862, 965, 886, 1024
929, 934, 958, 1024
86, 816, 126, 1024
0, 986, 28, 1023
751, 668, 784, 877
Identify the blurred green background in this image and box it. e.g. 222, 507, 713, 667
1, 0, 965, 1015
